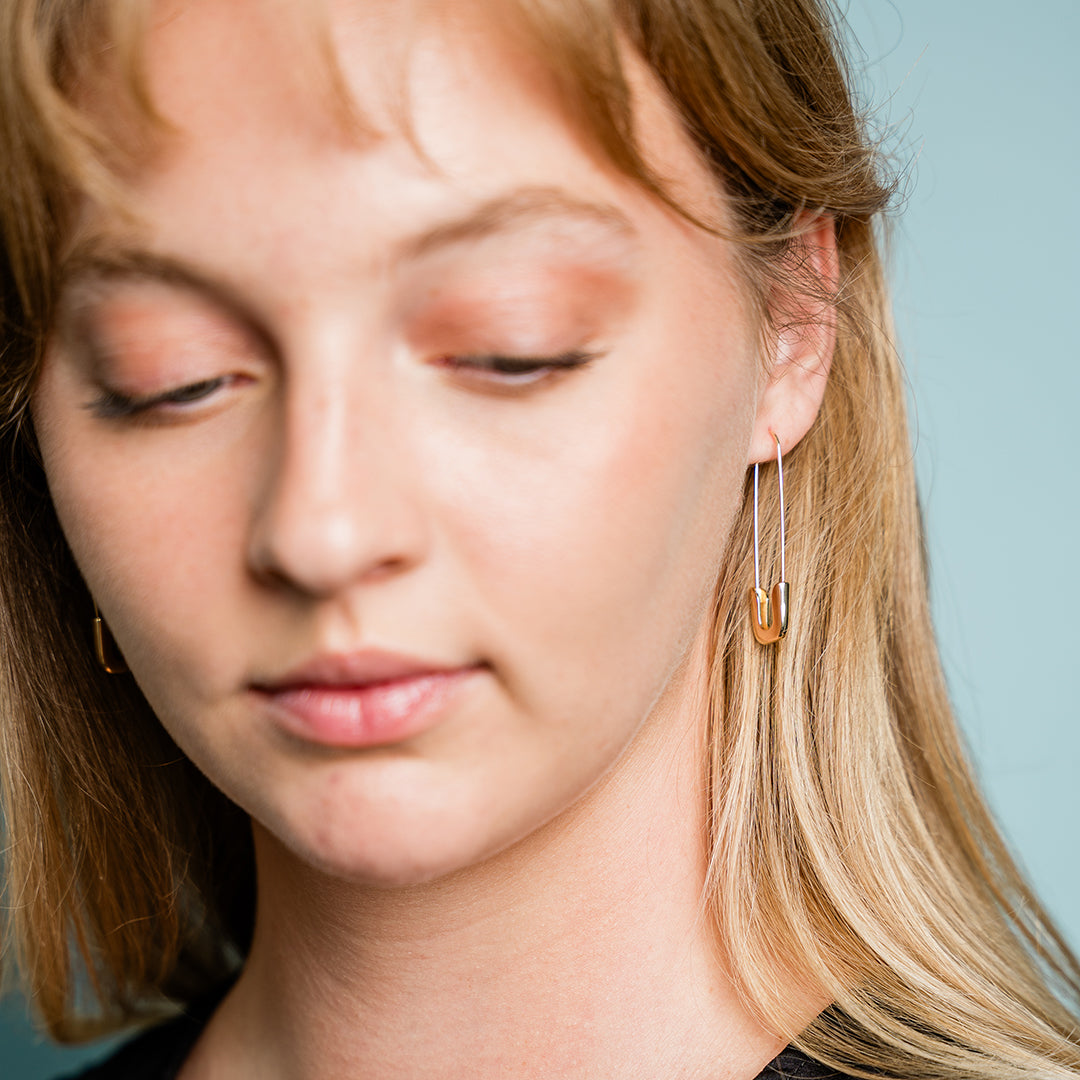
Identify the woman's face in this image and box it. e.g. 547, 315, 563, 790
32, 0, 769, 885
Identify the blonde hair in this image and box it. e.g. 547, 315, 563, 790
1, 0, 1078, 1076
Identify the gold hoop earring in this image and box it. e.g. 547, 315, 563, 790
749, 432, 789, 645
92, 603, 129, 674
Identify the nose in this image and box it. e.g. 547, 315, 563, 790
246, 371, 430, 598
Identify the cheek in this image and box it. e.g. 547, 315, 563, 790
33, 371, 254, 699
426, 327, 755, 713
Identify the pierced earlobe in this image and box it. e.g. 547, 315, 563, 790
749, 432, 790, 645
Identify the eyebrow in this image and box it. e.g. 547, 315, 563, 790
400, 186, 637, 260
58, 185, 639, 308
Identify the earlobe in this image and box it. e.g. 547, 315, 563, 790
748, 216, 838, 464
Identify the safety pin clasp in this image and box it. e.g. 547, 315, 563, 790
750, 581, 789, 644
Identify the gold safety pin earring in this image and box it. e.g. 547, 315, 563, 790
93, 602, 129, 675
749, 431, 789, 644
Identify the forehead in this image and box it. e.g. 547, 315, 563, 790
53, 0, 745, 339
83, 0, 725, 248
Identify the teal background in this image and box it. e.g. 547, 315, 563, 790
838, 0, 1080, 946
2, 1, 1078, 1075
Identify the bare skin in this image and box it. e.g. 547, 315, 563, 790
197, 631, 784, 1080
32, 2, 835, 1076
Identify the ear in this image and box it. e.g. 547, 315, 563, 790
748, 216, 838, 464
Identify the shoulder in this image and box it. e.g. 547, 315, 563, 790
55, 990, 226, 1080
758, 1047, 862, 1079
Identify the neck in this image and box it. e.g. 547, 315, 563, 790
186, 649, 793, 1080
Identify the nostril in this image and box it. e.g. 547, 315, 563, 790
248, 537, 418, 598
246, 483, 429, 599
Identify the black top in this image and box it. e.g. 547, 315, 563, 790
60, 992, 857, 1080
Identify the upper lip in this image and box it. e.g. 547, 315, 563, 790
252, 649, 475, 691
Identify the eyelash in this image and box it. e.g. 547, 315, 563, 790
85, 351, 599, 420
436, 350, 599, 384
87, 376, 235, 420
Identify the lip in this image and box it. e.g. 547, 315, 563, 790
251, 651, 483, 749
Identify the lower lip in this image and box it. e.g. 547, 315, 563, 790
257, 668, 482, 749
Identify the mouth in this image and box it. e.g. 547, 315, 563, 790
251, 652, 485, 749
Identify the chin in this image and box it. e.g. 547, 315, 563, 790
255, 789, 521, 890
307, 847, 468, 889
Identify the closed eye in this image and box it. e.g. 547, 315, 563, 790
437, 350, 600, 385
86, 375, 236, 420
83, 349, 598, 421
